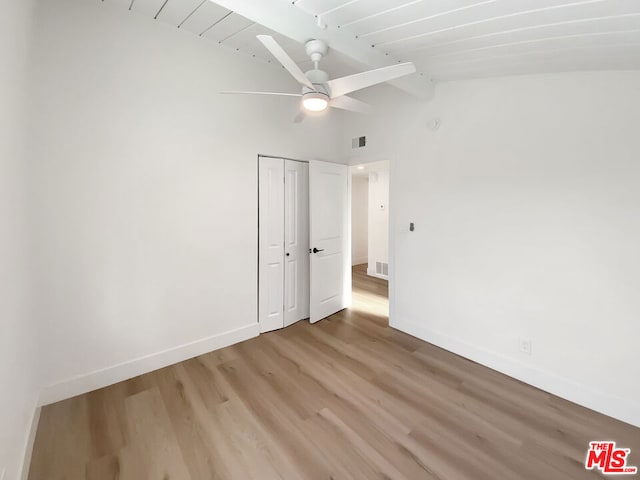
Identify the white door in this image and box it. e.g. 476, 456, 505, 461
284, 160, 310, 326
309, 160, 351, 323
258, 157, 284, 333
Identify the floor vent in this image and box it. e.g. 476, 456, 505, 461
376, 262, 388, 276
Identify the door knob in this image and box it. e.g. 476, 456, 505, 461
285, 253, 290, 256
312, 247, 324, 253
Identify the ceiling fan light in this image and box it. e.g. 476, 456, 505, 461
302, 92, 329, 112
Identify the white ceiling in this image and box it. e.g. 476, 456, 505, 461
351, 160, 389, 178
106, 0, 640, 87
293, 0, 640, 81
105, 0, 361, 79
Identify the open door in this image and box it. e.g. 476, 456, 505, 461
309, 160, 351, 323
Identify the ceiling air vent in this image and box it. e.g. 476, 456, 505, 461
352, 136, 366, 149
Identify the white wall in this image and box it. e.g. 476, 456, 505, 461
351, 175, 368, 265
367, 167, 389, 278
0, 0, 39, 477
28, 0, 344, 403
342, 72, 640, 427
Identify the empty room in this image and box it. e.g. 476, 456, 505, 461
2, 0, 640, 478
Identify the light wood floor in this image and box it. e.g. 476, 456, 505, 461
29, 264, 639, 479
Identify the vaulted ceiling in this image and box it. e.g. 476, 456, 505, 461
294, 0, 640, 80
107, 0, 640, 92
108, 0, 363, 78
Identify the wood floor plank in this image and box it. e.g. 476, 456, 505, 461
28, 264, 640, 479
28, 395, 92, 480
85, 454, 122, 480
152, 364, 231, 480
217, 357, 335, 479
122, 387, 192, 480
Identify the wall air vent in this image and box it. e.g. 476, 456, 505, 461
352, 136, 366, 149
376, 262, 388, 277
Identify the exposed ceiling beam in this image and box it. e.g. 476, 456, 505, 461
209, 0, 435, 99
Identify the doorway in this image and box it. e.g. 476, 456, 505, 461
349, 161, 390, 320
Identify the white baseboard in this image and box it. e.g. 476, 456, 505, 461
352, 257, 368, 266
39, 323, 260, 406
19, 405, 41, 480
391, 318, 640, 428
366, 268, 388, 280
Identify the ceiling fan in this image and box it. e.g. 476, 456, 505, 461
221, 35, 416, 122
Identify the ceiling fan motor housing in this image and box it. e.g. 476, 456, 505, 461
302, 64, 330, 112
305, 39, 328, 63
304, 69, 330, 96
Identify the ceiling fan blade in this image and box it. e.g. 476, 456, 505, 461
327, 62, 416, 98
256, 35, 315, 91
330, 95, 372, 114
220, 90, 302, 97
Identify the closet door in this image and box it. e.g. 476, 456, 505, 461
258, 157, 284, 333
284, 160, 310, 326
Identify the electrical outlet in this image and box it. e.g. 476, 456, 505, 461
518, 338, 532, 355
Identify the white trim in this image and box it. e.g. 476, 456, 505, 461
352, 257, 368, 266
391, 318, 640, 428
388, 161, 396, 332
19, 406, 41, 480
38, 323, 260, 406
